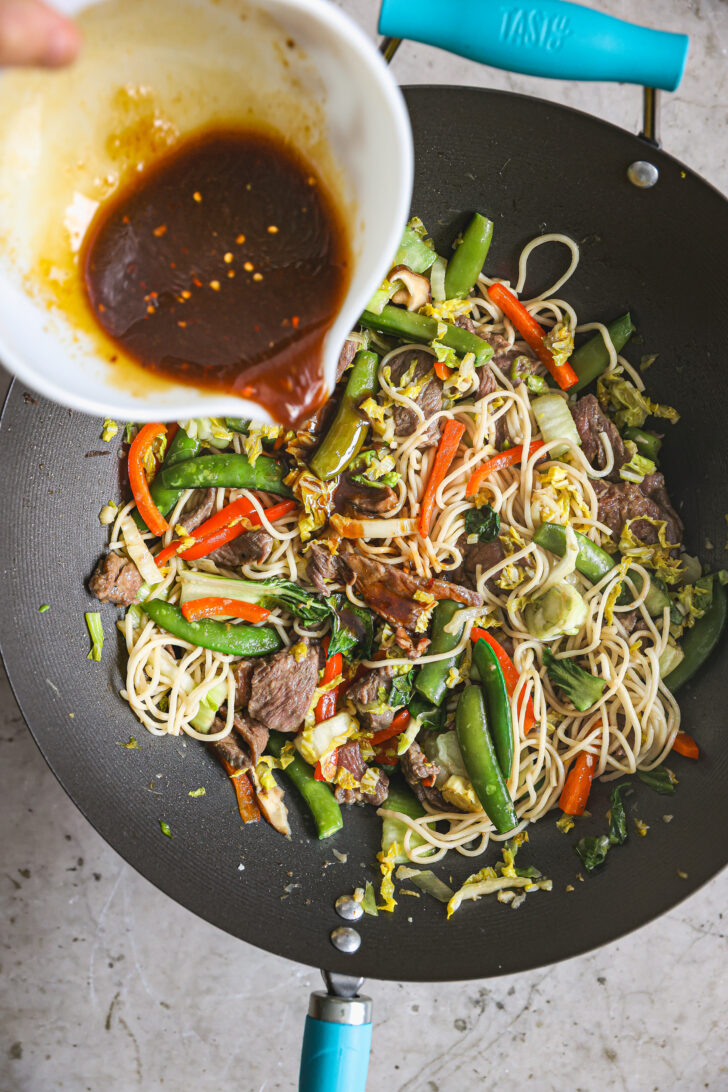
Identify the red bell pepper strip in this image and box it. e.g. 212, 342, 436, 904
487, 282, 578, 391
314, 748, 339, 783
315, 638, 343, 723
419, 419, 466, 537
471, 627, 536, 733
129, 423, 169, 537
181, 598, 271, 624
217, 755, 260, 823
672, 731, 699, 759
559, 751, 596, 815
370, 709, 410, 747
155, 497, 297, 567
466, 440, 545, 497
434, 360, 452, 381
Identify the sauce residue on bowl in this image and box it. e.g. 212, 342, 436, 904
81, 126, 351, 427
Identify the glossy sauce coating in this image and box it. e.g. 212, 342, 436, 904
82, 128, 350, 427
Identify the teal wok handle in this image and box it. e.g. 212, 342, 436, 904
378, 0, 689, 92
299, 990, 372, 1092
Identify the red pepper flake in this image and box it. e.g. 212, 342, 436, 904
227, 270, 235, 279
209, 280, 221, 291
223, 252, 234, 263
153, 225, 167, 237
192, 191, 202, 203
243, 261, 254, 272
193, 278, 202, 288
178, 320, 187, 328
252, 272, 263, 282
98, 303, 106, 312
236, 233, 246, 244
181, 289, 191, 300
291, 315, 300, 329
146, 305, 155, 315
267, 225, 279, 234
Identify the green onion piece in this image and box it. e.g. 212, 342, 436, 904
159, 820, 173, 838
637, 768, 676, 795
38, 604, 50, 613
361, 881, 379, 916
85, 612, 104, 661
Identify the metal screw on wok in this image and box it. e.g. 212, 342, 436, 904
628, 87, 660, 187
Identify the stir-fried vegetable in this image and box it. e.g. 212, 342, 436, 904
455, 685, 517, 833
128, 423, 170, 536
268, 732, 343, 839
359, 305, 493, 365
598, 374, 679, 430
315, 640, 342, 723
530, 392, 582, 458
466, 441, 545, 496
622, 425, 662, 462
414, 600, 465, 706
178, 570, 331, 628
217, 756, 260, 824
571, 313, 635, 391
573, 785, 628, 869
543, 649, 605, 712
470, 627, 537, 733
393, 219, 437, 273
85, 612, 104, 661
463, 504, 500, 541
672, 732, 699, 759
379, 782, 434, 864
121, 515, 164, 585
181, 598, 271, 624
665, 573, 727, 691
444, 213, 494, 299
419, 419, 466, 537
155, 497, 296, 567
472, 638, 513, 781
524, 582, 587, 641
487, 282, 577, 390
559, 751, 596, 815
141, 599, 282, 657
310, 350, 380, 481
155, 452, 293, 497
133, 427, 201, 531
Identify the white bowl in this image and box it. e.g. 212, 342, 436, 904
0, 0, 412, 424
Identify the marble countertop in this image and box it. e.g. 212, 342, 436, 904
2, 2, 727, 1089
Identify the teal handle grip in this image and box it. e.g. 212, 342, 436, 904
379, 0, 689, 91
299, 1016, 372, 1092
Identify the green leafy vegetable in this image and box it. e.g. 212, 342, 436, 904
637, 768, 676, 795
543, 649, 605, 712
575, 834, 611, 872
361, 881, 379, 916
408, 694, 447, 731
38, 604, 50, 614
575, 786, 629, 872
327, 595, 374, 661
179, 570, 331, 628
619, 451, 656, 484
597, 374, 679, 429
85, 612, 104, 662
188, 787, 206, 798
463, 504, 500, 542
607, 786, 628, 845
117, 737, 139, 750
389, 669, 415, 710
159, 820, 173, 838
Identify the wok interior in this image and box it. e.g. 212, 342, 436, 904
1, 88, 726, 982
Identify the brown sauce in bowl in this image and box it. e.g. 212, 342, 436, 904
82, 127, 351, 427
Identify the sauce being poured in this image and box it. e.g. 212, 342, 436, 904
82, 127, 351, 427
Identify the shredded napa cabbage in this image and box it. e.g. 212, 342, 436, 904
618, 518, 683, 585
377, 843, 399, 912
597, 374, 679, 429
542, 321, 573, 368
181, 417, 234, 448
243, 423, 282, 466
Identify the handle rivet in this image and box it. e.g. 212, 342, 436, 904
335, 895, 364, 922
627, 160, 659, 188
330, 926, 362, 954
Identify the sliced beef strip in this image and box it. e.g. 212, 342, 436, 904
248, 637, 320, 733
208, 528, 274, 567
570, 394, 627, 477
232, 660, 254, 709
208, 712, 268, 770
89, 553, 143, 607
388, 349, 443, 446
178, 488, 216, 533
400, 741, 448, 810
394, 628, 431, 659
336, 470, 399, 516
334, 742, 390, 806
593, 474, 683, 547
451, 536, 505, 592
348, 667, 396, 732
336, 337, 358, 382
306, 541, 346, 597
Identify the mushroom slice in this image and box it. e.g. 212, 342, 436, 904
389, 265, 431, 311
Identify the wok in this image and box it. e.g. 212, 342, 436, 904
2, 10, 727, 1092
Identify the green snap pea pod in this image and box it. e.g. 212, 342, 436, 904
267, 732, 343, 839
533, 522, 670, 616
309, 350, 379, 481
444, 213, 494, 299
224, 417, 250, 433
141, 600, 282, 657
414, 601, 465, 706
455, 686, 517, 834
472, 638, 513, 781
622, 426, 662, 462
134, 428, 201, 530
359, 306, 493, 365
665, 575, 727, 692
572, 313, 636, 391
155, 453, 293, 497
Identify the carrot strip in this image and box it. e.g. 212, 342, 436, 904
434, 360, 452, 381
559, 751, 596, 815
181, 598, 271, 623
129, 423, 169, 536
218, 756, 260, 823
487, 282, 578, 390
315, 638, 342, 723
672, 731, 699, 759
471, 626, 536, 733
370, 709, 410, 746
466, 440, 545, 497
419, 419, 466, 537
314, 748, 339, 783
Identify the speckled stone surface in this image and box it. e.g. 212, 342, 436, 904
1, 2, 728, 1090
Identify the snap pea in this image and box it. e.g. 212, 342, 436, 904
359, 306, 493, 365
309, 350, 379, 481
134, 428, 201, 531
267, 732, 343, 839
414, 601, 465, 706
665, 575, 727, 692
533, 521, 670, 617
572, 313, 636, 391
444, 213, 494, 299
623, 426, 662, 462
472, 638, 513, 781
155, 453, 293, 497
224, 417, 251, 433
141, 600, 282, 657
455, 686, 517, 834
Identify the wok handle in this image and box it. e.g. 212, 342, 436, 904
378, 0, 689, 92
299, 995, 372, 1092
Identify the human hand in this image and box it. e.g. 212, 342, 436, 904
0, 0, 79, 66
